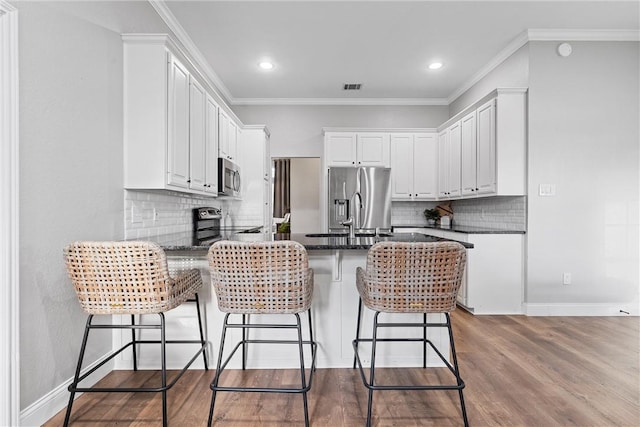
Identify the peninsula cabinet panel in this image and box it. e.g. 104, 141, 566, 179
123, 35, 220, 197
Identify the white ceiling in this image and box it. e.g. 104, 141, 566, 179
161, 0, 639, 105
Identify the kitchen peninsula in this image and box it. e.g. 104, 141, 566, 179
119, 231, 473, 373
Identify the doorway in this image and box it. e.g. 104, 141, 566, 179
272, 158, 321, 234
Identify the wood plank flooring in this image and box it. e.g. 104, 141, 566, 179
44, 310, 640, 426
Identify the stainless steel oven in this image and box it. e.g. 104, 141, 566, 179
193, 207, 221, 245
218, 158, 241, 197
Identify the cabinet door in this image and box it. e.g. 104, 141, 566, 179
167, 55, 190, 188
476, 99, 496, 195
438, 129, 449, 198
460, 111, 477, 196
413, 133, 438, 199
326, 133, 357, 166
390, 134, 413, 199
218, 109, 230, 159
228, 119, 238, 162
357, 133, 389, 166
188, 78, 206, 192
448, 122, 462, 198
204, 95, 219, 194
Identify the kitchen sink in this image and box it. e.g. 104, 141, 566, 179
305, 232, 392, 238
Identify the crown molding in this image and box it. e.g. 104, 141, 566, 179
231, 97, 449, 106
148, 0, 234, 104
148, 2, 640, 107
527, 28, 640, 42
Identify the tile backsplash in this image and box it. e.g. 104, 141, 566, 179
124, 190, 220, 240
126, 190, 526, 239
392, 196, 526, 231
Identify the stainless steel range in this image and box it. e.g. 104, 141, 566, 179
193, 207, 222, 245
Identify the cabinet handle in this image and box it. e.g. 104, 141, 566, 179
352, 161, 355, 164
476, 188, 479, 191
187, 179, 191, 183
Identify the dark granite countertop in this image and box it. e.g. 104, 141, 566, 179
153, 230, 473, 252
392, 224, 526, 234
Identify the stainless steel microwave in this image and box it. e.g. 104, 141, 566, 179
218, 158, 241, 197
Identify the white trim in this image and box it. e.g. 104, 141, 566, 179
19, 354, 114, 427
322, 127, 437, 133
527, 28, 640, 42
231, 97, 450, 106
0, 2, 20, 426
524, 303, 640, 317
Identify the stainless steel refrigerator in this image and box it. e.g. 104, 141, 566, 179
328, 166, 392, 234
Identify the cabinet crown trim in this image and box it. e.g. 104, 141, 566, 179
323, 127, 437, 134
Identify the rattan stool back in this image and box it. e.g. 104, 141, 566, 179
208, 240, 313, 314
64, 241, 202, 315
357, 241, 467, 313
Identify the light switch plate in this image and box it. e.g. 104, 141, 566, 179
539, 184, 556, 196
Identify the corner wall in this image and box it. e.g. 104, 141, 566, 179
526, 41, 639, 312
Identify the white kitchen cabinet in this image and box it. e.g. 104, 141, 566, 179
390, 133, 437, 200
123, 35, 221, 197
187, 77, 207, 192
438, 122, 462, 199
393, 227, 523, 314
438, 88, 526, 199
219, 109, 240, 163
325, 132, 390, 167
166, 54, 190, 189
204, 94, 219, 194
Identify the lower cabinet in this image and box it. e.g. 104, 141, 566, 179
393, 228, 524, 314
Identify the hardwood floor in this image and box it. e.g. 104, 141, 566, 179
44, 310, 640, 426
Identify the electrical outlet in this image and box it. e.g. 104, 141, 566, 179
563, 272, 572, 285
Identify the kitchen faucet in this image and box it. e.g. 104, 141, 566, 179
341, 190, 362, 238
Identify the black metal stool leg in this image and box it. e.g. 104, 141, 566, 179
208, 313, 230, 426
366, 311, 381, 427
63, 315, 93, 427
241, 314, 247, 370
446, 313, 469, 427
295, 313, 310, 427
159, 313, 168, 427
423, 312, 427, 369
193, 293, 209, 369
307, 309, 316, 372
131, 314, 138, 371
353, 298, 363, 369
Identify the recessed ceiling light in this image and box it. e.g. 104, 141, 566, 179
259, 61, 274, 70
428, 62, 443, 70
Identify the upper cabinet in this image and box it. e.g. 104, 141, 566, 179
390, 133, 438, 200
219, 109, 240, 163
438, 88, 527, 199
325, 132, 390, 167
123, 35, 241, 197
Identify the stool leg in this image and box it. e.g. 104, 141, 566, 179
241, 314, 247, 370
131, 314, 137, 371
366, 311, 381, 427
194, 293, 209, 370
295, 313, 310, 427
63, 315, 93, 427
208, 313, 230, 426
159, 313, 168, 427
423, 313, 427, 369
446, 313, 469, 427
353, 298, 363, 369
307, 309, 316, 372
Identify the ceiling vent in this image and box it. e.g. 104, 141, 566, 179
343, 83, 362, 91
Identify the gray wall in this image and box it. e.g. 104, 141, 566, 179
233, 105, 449, 158
526, 41, 639, 306
15, 1, 172, 410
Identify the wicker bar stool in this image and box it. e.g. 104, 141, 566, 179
62, 241, 208, 427
352, 241, 469, 427
207, 240, 316, 427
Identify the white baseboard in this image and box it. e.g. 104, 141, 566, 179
523, 302, 639, 316
20, 354, 113, 427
